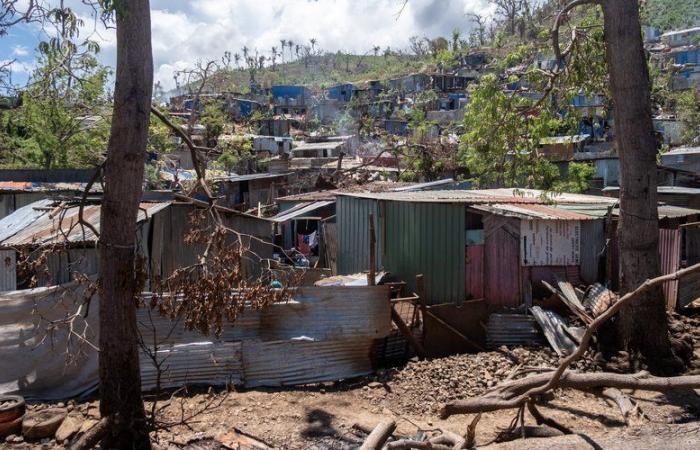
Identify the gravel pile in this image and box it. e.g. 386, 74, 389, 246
371, 346, 602, 414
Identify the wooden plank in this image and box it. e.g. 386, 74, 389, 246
541, 279, 593, 324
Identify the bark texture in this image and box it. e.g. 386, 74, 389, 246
98, 0, 153, 448
601, 0, 678, 372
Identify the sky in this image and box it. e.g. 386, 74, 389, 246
1, 0, 495, 91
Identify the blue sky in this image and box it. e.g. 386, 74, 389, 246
1, 0, 493, 90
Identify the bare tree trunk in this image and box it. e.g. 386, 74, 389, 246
98, 0, 153, 447
601, 0, 680, 373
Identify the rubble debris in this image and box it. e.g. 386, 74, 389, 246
530, 306, 578, 356
583, 283, 618, 318
21, 407, 66, 440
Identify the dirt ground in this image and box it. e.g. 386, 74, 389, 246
4, 346, 700, 449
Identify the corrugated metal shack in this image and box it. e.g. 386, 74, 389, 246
0, 200, 272, 291
337, 189, 616, 308
214, 172, 291, 210
0, 282, 392, 399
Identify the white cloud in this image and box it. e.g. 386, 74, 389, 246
12, 45, 29, 57
6, 0, 496, 90
144, 0, 494, 90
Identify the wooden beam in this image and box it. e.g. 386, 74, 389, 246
391, 306, 427, 359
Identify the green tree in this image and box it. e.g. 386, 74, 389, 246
459, 74, 562, 188
199, 100, 225, 147
675, 91, 700, 145
1, 35, 110, 168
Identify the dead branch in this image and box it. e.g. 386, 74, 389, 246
359, 419, 396, 450
386, 440, 453, 450
600, 387, 647, 425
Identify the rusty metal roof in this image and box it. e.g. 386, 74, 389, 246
472, 203, 601, 220
0, 181, 100, 193
338, 188, 617, 205
0, 201, 170, 247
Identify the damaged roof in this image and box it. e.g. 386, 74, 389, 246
0, 200, 170, 248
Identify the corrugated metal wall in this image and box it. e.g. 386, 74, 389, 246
465, 245, 484, 299
580, 220, 605, 284
382, 201, 465, 305
337, 196, 465, 305
484, 216, 521, 308
337, 196, 381, 275
660, 228, 681, 310
0, 250, 16, 291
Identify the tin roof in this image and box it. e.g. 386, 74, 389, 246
0, 200, 170, 247
269, 201, 334, 223
0, 181, 99, 193
471, 203, 600, 220
338, 188, 618, 205
276, 179, 457, 203
292, 141, 345, 151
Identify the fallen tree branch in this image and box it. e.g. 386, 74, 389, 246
600, 387, 647, 425
385, 440, 453, 450
441, 371, 700, 416
359, 419, 396, 450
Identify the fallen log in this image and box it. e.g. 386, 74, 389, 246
359, 419, 396, 450
441, 371, 700, 416
385, 440, 453, 450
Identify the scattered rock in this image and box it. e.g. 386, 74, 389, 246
55, 415, 81, 442
78, 418, 99, 435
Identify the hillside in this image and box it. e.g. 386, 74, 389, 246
174, 53, 434, 96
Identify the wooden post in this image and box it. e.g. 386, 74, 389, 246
391, 306, 427, 359
416, 274, 427, 341
368, 213, 376, 286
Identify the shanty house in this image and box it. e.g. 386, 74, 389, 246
661, 147, 700, 176
327, 83, 354, 102
336, 189, 616, 307
214, 172, 290, 210
0, 200, 272, 291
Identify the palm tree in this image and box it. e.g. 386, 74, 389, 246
234, 53, 241, 69
373, 45, 380, 56
451, 29, 461, 52
279, 39, 286, 64
271, 46, 278, 70
309, 38, 317, 52
242, 46, 249, 60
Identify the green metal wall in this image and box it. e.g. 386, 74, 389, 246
382, 201, 465, 305
337, 196, 465, 305
337, 196, 381, 275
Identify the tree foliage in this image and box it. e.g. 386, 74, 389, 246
0, 7, 111, 168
